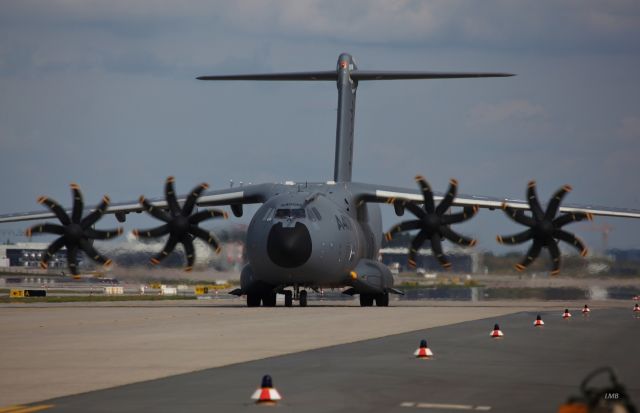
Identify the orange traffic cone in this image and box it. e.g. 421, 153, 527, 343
562, 309, 572, 319
414, 339, 434, 359
534, 314, 544, 327
490, 323, 504, 338
581, 305, 590, 315
251, 375, 282, 404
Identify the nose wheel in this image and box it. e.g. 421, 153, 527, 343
284, 290, 293, 307
299, 290, 308, 307
292, 286, 308, 307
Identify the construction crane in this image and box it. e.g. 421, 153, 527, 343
580, 222, 614, 254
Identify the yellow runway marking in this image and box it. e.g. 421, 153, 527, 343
0, 407, 23, 413
0, 405, 53, 413
13, 406, 54, 413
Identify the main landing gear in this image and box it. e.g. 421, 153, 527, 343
245, 286, 307, 307
359, 292, 389, 307
247, 290, 276, 307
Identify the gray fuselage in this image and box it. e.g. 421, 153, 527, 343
244, 182, 381, 288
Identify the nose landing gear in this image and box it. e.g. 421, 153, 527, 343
299, 290, 308, 307
292, 285, 308, 307
284, 290, 293, 307
246, 285, 307, 307
359, 292, 389, 307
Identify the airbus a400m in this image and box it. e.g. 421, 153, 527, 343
2, 53, 639, 307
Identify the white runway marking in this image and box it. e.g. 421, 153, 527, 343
400, 402, 492, 410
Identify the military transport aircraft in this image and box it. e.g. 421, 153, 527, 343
1, 53, 640, 307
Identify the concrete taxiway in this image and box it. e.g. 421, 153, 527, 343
1, 301, 638, 412
0, 299, 533, 406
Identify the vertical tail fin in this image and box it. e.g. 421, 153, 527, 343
198, 54, 514, 183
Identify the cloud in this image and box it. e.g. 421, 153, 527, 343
618, 115, 640, 140
599, 115, 640, 182
1, 0, 639, 80
586, 2, 640, 34
220, 1, 446, 43
2, 1, 640, 54
470, 100, 546, 124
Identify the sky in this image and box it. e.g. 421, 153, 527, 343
0, 0, 639, 255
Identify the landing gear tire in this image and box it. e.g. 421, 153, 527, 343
299, 290, 308, 307
262, 291, 277, 307
375, 292, 389, 307
284, 291, 293, 307
247, 293, 261, 307
359, 294, 374, 307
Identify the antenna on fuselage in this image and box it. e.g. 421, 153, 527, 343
197, 54, 514, 183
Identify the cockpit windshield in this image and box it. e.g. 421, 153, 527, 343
275, 208, 306, 219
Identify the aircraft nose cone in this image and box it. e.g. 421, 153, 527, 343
267, 222, 312, 268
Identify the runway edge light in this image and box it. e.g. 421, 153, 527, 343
490, 323, 504, 338
633, 303, 640, 313
581, 305, 590, 315
563, 309, 572, 319
251, 374, 282, 404
534, 314, 544, 327
414, 339, 434, 359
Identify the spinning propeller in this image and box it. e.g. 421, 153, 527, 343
385, 176, 478, 269
497, 181, 592, 275
26, 183, 122, 275
134, 177, 227, 271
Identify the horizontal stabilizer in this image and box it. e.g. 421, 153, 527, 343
197, 71, 337, 81
197, 70, 514, 82
351, 70, 514, 80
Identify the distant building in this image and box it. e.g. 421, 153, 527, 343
379, 247, 479, 273
607, 249, 640, 262
0, 242, 67, 269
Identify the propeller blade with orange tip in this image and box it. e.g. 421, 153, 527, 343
498, 182, 590, 275
386, 176, 477, 273
28, 185, 120, 275
138, 178, 230, 270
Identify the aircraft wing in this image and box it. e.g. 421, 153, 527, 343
0, 183, 271, 224
353, 182, 640, 219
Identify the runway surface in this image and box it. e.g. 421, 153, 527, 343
13, 306, 640, 413
0, 300, 536, 406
